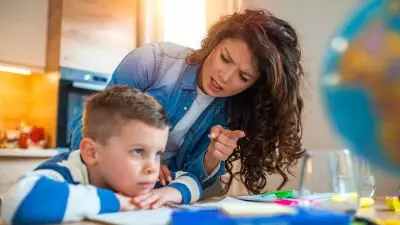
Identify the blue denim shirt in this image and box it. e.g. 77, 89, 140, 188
70, 42, 228, 189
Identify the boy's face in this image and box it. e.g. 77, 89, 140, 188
83, 120, 168, 197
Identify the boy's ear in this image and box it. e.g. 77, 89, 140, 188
80, 138, 99, 166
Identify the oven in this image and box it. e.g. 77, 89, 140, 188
56, 67, 109, 148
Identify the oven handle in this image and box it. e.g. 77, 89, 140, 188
72, 82, 106, 91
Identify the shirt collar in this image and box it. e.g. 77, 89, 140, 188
181, 63, 201, 91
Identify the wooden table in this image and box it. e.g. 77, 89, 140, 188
1, 198, 399, 224
356, 198, 400, 221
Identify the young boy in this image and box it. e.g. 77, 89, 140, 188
1, 86, 202, 225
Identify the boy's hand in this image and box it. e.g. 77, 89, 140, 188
116, 193, 137, 211
132, 187, 182, 209
158, 164, 172, 186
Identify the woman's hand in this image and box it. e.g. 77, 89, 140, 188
204, 125, 245, 174
158, 164, 172, 186
207, 125, 245, 161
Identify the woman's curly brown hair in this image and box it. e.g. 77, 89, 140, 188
186, 9, 304, 194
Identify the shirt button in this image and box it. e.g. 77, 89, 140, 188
184, 106, 188, 111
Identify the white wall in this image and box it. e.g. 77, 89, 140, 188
224, 0, 399, 196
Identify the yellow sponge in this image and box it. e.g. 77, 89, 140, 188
331, 193, 374, 208
360, 197, 375, 208
385, 196, 400, 212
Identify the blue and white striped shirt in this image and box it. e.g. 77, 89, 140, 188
1, 151, 202, 225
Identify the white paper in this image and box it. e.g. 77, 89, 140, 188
192, 197, 296, 216
236, 194, 276, 202
86, 197, 298, 224
86, 208, 173, 225
192, 196, 253, 208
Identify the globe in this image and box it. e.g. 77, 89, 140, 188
321, 0, 400, 174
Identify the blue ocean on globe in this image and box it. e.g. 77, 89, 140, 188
321, 0, 400, 174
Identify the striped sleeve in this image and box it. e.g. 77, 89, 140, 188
167, 171, 203, 204
1, 170, 120, 225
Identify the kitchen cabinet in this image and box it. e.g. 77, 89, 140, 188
0, 0, 49, 71
51, 0, 137, 75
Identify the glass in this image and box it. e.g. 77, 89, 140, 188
352, 155, 376, 198
298, 149, 360, 214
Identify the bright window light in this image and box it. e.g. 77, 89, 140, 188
163, 0, 206, 49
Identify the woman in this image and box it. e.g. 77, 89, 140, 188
70, 9, 304, 194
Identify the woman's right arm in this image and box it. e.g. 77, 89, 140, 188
69, 43, 158, 150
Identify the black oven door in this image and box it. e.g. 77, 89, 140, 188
56, 79, 104, 148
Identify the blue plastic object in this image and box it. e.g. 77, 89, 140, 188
171, 207, 352, 225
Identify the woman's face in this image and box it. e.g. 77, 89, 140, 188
198, 38, 260, 97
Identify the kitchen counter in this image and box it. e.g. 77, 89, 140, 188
0, 149, 58, 158
0, 149, 63, 198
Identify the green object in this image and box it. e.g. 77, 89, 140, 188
261, 190, 294, 199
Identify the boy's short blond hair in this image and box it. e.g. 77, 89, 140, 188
82, 86, 168, 145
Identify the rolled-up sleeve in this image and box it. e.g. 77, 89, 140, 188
185, 151, 225, 189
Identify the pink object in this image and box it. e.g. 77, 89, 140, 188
274, 199, 300, 206
273, 199, 317, 206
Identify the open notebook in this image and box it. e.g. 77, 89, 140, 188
86, 197, 296, 225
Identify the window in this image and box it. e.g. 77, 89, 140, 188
163, 0, 206, 49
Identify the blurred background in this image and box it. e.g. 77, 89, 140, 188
0, 0, 398, 197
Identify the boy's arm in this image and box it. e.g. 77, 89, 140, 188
183, 132, 226, 189
1, 170, 120, 225
130, 171, 203, 209
167, 171, 203, 204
